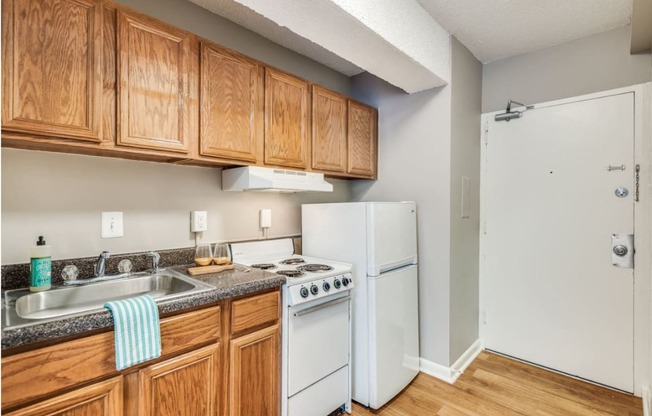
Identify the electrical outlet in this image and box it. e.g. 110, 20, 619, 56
101, 212, 124, 238
191, 211, 208, 232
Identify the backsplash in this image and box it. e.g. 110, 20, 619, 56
1, 247, 195, 290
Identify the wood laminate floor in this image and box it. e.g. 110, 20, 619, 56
351, 352, 643, 416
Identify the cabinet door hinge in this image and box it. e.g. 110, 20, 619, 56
483, 120, 489, 145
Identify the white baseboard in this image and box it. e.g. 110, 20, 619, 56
420, 339, 483, 384
643, 386, 651, 416
420, 357, 455, 383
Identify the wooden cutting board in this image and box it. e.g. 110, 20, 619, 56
187, 264, 235, 276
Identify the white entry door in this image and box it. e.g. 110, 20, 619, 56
482, 92, 635, 392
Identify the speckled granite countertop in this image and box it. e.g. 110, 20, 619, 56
1, 264, 285, 351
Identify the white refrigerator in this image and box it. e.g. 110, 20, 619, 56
302, 202, 419, 409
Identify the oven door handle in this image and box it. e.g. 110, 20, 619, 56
293, 296, 351, 317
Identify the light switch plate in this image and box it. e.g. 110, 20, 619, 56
260, 209, 272, 228
102, 212, 124, 238
461, 176, 471, 219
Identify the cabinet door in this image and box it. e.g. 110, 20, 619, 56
347, 100, 377, 178
264, 69, 309, 168
117, 11, 194, 153
200, 42, 262, 163
229, 324, 280, 416
5, 377, 122, 416
311, 85, 347, 173
1, 0, 102, 142
138, 344, 220, 416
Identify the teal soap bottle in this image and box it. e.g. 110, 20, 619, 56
29, 236, 52, 292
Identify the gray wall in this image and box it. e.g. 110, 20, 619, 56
483, 26, 652, 112
350, 37, 483, 367
116, 0, 351, 95
449, 38, 482, 363
350, 73, 453, 365
1, 149, 351, 264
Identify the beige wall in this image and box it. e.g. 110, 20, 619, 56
1, 149, 351, 264
483, 26, 652, 112
350, 73, 453, 365
449, 38, 482, 363
1, 0, 356, 265
115, 0, 351, 95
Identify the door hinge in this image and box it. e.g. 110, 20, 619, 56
483, 120, 489, 145
635, 164, 640, 202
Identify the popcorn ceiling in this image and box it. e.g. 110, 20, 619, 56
189, 0, 451, 93
416, 0, 632, 63
187, 0, 630, 91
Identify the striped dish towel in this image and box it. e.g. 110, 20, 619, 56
104, 295, 162, 371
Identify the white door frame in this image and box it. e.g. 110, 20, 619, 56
479, 83, 652, 396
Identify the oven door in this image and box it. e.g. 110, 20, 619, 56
288, 293, 350, 396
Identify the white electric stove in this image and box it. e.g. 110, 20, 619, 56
231, 238, 353, 416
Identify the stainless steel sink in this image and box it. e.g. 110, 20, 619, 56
3, 269, 212, 329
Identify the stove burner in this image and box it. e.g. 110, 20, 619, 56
279, 258, 306, 265
276, 269, 306, 278
297, 264, 334, 273
250, 263, 277, 270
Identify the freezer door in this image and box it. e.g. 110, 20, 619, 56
367, 202, 418, 276
368, 265, 420, 409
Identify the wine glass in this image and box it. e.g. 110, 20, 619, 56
194, 243, 213, 266
213, 243, 231, 265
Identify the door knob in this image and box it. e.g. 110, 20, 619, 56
613, 245, 628, 256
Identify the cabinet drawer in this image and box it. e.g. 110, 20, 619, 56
2, 305, 221, 411
231, 291, 279, 335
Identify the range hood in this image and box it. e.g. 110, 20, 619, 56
222, 166, 333, 193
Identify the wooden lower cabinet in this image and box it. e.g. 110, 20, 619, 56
229, 324, 280, 416
2, 291, 281, 416
136, 344, 220, 416
5, 376, 123, 416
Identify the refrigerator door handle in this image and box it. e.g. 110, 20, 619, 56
372, 257, 418, 276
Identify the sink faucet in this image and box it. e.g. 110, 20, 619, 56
146, 251, 160, 274
95, 251, 110, 277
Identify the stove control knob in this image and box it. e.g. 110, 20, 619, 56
310, 284, 319, 296
342, 277, 351, 287
323, 282, 331, 292
299, 287, 309, 298
333, 279, 342, 289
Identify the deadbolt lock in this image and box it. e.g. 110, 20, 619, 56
613, 245, 628, 256
611, 234, 634, 268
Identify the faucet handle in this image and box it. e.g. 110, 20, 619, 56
146, 251, 160, 273
94, 251, 110, 277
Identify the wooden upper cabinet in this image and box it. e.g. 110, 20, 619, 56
264, 68, 309, 169
137, 344, 220, 416
5, 377, 123, 416
200, 42, 262, 163
311, 85, 347, 173
1, 0, 102, 142
347, 100, 377, 178
117, 11, 195, 153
